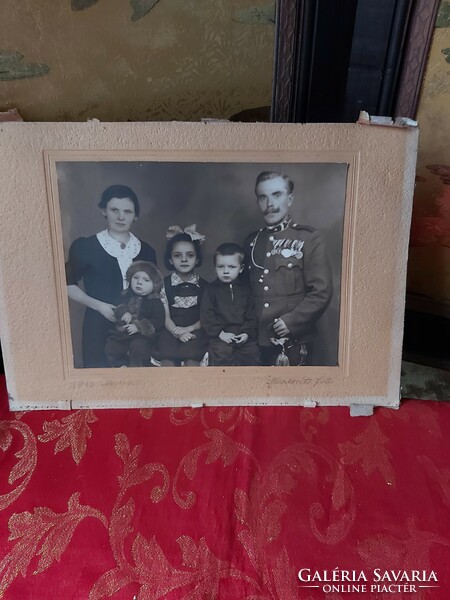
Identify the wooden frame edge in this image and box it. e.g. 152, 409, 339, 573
272, 0, 441, 123
394, 0, 441, 118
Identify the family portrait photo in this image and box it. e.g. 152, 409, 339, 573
56, 159, 348, 369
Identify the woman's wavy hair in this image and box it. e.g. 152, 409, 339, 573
98, 185, 140, 217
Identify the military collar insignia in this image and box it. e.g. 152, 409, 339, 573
265, 217, 291, 233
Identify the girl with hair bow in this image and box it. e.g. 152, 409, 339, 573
156, 225, 209, 366
165, 224, 206, 243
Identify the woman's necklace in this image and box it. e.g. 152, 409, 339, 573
108, 231, 130, 250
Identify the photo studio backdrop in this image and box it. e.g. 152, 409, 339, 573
58, 159, 346, 368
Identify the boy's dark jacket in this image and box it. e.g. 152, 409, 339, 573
114, 291, 165, 338
200, 278, 257, 339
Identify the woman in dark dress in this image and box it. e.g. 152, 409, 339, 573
66, 185, 156, 368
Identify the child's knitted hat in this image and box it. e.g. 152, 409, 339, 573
126, 261, 163, 295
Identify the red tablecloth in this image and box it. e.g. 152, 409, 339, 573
0, 376, 449, 599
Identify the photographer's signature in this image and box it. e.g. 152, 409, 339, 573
267, 376, 334, 387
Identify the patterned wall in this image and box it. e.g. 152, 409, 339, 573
407, 0, 450, 310
0, 1, 274, 121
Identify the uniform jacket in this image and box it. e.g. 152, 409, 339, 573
113, 291, 165, 339
243, 218, 333, 346
200, 278, 257, 339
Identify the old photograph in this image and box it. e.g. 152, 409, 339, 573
56, 160, 348, 369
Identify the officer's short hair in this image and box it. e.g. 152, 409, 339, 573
255, 171, 294, 195
214, 243, 245, 265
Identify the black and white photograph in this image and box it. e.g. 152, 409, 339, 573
57, 160, 348, 369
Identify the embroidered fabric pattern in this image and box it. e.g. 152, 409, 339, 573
171, 273, 200, 287
96, 230, 141, 288
172, 296, 198, 309
0, 378, 449, 598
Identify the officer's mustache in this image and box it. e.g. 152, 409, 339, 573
264, 207, 280, 215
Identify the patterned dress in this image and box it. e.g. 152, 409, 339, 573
156, 273, 208, 362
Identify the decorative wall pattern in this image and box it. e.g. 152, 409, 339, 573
0, 51, 50, 81
0, 1, 274, 121
407, 0, 450, 309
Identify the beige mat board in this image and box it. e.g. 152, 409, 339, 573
0, 122, 418, 410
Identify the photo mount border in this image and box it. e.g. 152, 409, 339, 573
0, 122, 416, 410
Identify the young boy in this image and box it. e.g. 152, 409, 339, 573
201, 243, 260, 366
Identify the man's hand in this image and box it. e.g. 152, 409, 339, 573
125, 324, 138, 335
121, 312, 132, 324
273, 318, 290, 337
219, 331, 236, 344
234, 333, 248, 344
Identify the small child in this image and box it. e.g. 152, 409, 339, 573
105, 261, 165, 367
201, 243, 260, 366
156, 227, 209, 366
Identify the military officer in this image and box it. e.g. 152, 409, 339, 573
244, 171, 333, 365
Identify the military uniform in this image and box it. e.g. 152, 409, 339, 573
243, 217, 333, 365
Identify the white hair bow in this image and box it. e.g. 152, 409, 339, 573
166, 224, 205, 244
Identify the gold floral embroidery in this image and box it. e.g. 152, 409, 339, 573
90, 530, 259, 600
235, 443, 356, 564
38, 410, 98, 464
114, 433, 169, 502
0, 493, 106, 596
0, 413, 359, 599
0, 432, 171, 599
339, 419, 396, 485
139, 408, 153, 420
173, 428, 356, 582
381, 401, 442, 438
358, 517, 450, 579
299, 406, 329, 441
200, 407, 258, 432
8, 383, 448, 599
272, 548, 303, 600
0, 426, 12, 453
177, 536, 259, 597
170, 407, 198, 426
90, 435, 182, 599
169, 406, 258, 431
417, 455, 450, 509
0, 419, 37, 512
173, 430, 255, 509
